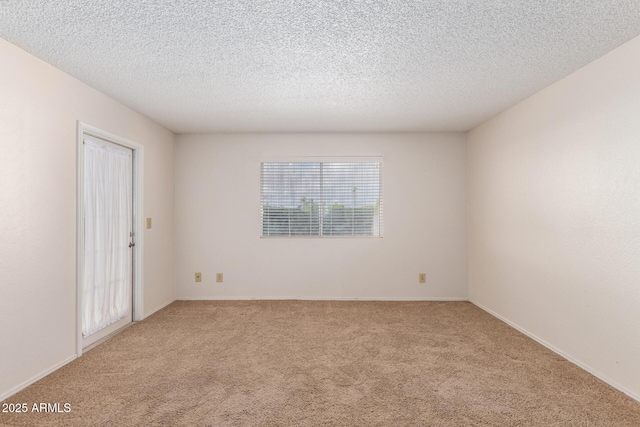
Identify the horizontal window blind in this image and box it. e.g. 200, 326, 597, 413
261, 161, 383, 237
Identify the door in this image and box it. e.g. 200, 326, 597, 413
81, 135, 134, 348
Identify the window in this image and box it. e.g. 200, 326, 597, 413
261, 160, 383, 237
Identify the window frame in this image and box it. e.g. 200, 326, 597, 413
259, 156, 384, 239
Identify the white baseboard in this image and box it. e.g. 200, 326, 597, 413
176, 296, 469, 301
0, 298, 175, 402
0, 355, 77, 403
144, 298, 176, 318
470, 299, 640, 404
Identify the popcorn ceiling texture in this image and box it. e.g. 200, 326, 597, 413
1, 1, 640, 133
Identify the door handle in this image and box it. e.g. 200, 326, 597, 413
129, 242, 135, 248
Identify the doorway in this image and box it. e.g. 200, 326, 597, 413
76, 122, 144, 355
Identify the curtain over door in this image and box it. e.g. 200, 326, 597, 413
82, 137, 133, 337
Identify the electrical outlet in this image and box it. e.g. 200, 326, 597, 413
146, 218, 152, 229
419, 273, 426, 283
195, 272, 202, 282
216, 273, 223, 283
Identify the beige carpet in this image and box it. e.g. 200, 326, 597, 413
1, 301, 639, 426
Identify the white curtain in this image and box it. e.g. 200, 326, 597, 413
83, 138, 132, 337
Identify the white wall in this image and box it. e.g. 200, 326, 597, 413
0, 39, 176, 399
176, 133, 467, 300
468, 35, 640, 400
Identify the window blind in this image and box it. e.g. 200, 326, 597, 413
261, 161, 383, 237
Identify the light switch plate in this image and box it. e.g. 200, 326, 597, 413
216, 273, 223, 283
419, 273, 426, 283
195, 272, 202, 282
146, 218, 152, 229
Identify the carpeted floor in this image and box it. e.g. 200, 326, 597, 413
1, 301, 639, 426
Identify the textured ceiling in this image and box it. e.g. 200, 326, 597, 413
1, 1, 640, 133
